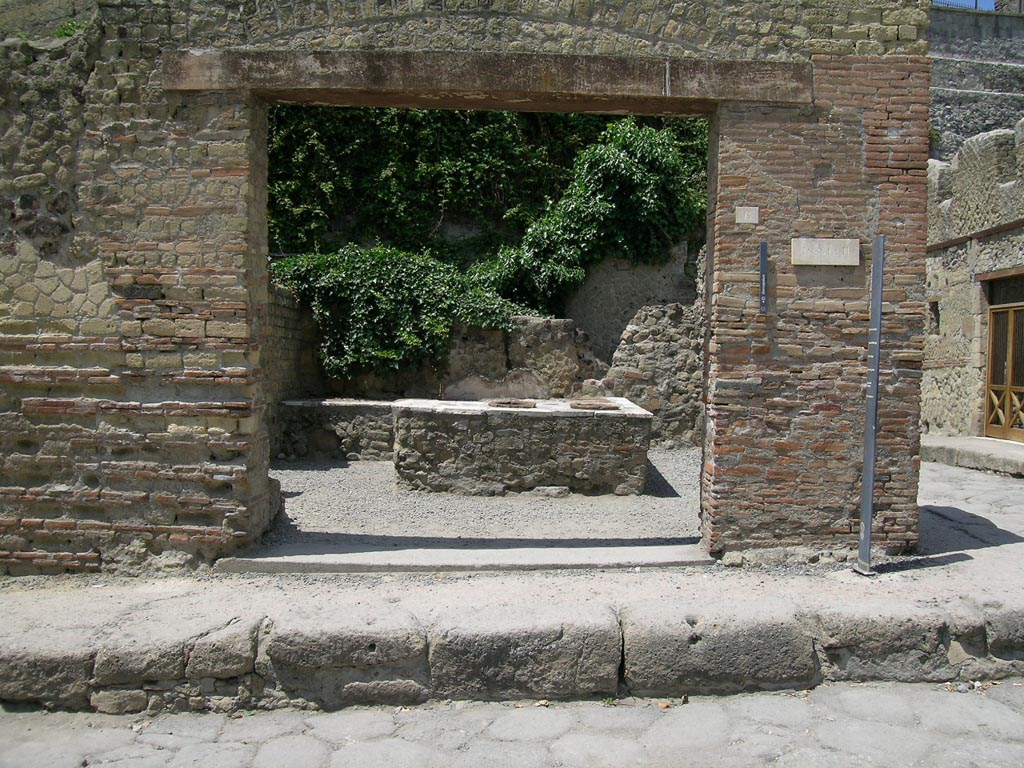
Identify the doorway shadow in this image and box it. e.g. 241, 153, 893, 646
260, 513, 701, 556
917, 504, 1024, 556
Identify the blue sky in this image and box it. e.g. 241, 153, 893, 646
940, 0, 997, 9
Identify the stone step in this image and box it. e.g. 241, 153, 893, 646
215, 541, 714, 574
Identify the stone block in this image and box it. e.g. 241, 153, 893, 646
93, 639, 186, 686
186, 617, 259, 679
260, 611, 429, 708
90, 688, 149, 714
815, 604, 957, 682
428, 602, 621, 700
621, 601, 818, 694
0, 645, 95, 709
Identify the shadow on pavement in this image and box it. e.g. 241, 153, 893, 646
260, 515, 701, 554
917, 504, 1024, 555
873, 552, 974, 574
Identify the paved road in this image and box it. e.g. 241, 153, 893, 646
3, 681, 1024, 767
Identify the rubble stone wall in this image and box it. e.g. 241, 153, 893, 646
0, 0, 93, 38
274, 399, 395, 461
0, 0, 930, 571
928, 8, 1024, 159
924, 120, 1024, 438
393, 398, 652, 496
566, 249, 696, 364
603, 303, 705, 448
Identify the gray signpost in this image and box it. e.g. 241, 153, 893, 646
854, 235, 885, 576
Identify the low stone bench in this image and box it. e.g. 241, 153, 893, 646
393, 397, 652, 496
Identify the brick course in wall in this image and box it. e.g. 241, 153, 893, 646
0, 0, 930, 571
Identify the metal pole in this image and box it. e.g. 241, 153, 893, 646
854, 235, 885, 577
759, 241, 768, 315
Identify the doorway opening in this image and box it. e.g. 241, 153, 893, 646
985, 275, 1024, 442
254, 102, 712, 570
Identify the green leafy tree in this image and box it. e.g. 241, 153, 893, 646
473, 118, 706, 313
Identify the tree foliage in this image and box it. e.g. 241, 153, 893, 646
472, 118, 706, 313
267, 108, 708, 377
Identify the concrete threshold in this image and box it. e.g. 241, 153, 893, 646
215, 542, 714, 574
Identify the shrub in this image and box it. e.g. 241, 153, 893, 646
270, 245, 528, 378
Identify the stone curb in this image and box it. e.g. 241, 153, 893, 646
920, 436, 1024, 477
2, 597, 1023, 713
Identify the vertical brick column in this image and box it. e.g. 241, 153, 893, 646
702, 56, 930, 555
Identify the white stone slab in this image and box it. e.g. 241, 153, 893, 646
393, 397, 652, 419
790, 237, 861, 266
735, 206, 760, 225
215, 543, 714, 573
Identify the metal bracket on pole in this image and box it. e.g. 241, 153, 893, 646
854, 235, 885, 577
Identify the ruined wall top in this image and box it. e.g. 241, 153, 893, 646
2, 1, 929, 60
928, 117, 1024, 245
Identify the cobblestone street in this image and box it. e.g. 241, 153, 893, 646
3, 681, 1024, 767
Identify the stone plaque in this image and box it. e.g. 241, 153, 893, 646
735, 206, 760, 224
790, 238, 861, 266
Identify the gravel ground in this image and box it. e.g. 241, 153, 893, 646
266, 448, 702, 547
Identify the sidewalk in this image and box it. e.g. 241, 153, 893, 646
1, 461, 1022, 714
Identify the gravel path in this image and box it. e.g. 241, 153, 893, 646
266, 448, 701, 548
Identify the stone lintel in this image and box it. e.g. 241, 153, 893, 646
162, 50, 813, 113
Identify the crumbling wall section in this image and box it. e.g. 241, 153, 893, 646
603, 303, 705, 448
565, 248, 697, 364
924, 120, 1024, 437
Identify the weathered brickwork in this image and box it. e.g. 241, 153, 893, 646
923, 121, 1024, 437
702, 55, 930, 554
0, 0, 930, 571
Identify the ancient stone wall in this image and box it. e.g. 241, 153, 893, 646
928, 8, 1024, 159
924, 120, 1024, 437
323, 315, 605, 402
0, 0, 93, 38
566, 247, 696, 363
263, 284, 324, 451
274, 399, 395, 461
603, 303, 705, 448
0, 0, 930, 571
393, 398, 652, 496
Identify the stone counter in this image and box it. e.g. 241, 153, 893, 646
393, 398, 652, 496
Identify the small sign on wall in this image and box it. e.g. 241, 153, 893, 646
735, 206, 760, 225
791, 238, 861, 266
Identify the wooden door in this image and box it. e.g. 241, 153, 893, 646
986, 303, 1024, 442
